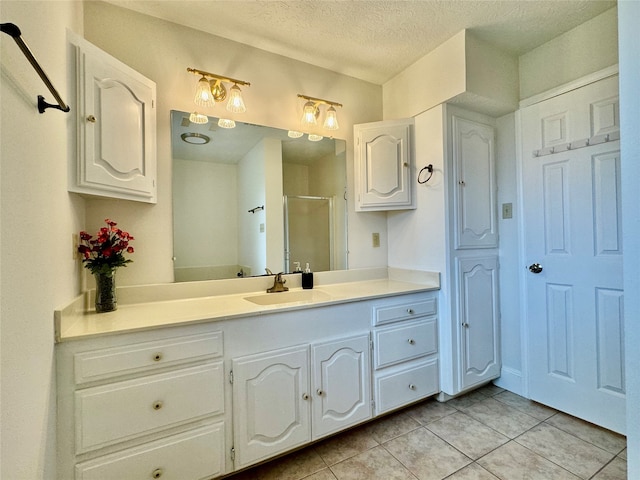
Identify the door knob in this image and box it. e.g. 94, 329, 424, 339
528, 263, 543, 274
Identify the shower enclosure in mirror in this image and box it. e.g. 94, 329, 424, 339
171, 111, 347, 282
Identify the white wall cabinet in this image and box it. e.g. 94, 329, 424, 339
68, 32, 157, 203
232, 334, 371, 468
354, 118, 415, 211
452, 116, 497, 249
456, 256, 501, 390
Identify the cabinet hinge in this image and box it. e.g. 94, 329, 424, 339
229, 370, 234, 384
370, 339, 374, 351
230, 446, 235, 462
371, 399, 375, 411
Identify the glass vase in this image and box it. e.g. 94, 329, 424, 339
94, 268, 117, 313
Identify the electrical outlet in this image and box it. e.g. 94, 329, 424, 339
372, 232, 380, 248
72, 233, 79, 260
502, 203, 513, 219
259, 223, 265, 233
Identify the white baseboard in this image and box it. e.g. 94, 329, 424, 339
493, 367, 524, 396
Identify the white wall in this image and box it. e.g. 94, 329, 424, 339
619, 1, 640, 476
81, 1, 385, 286
173, 159, 238, 269
0, 2, 84, 478
519, 7, 618, 99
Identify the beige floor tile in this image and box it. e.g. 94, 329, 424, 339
515, 422, 614, 479
478, 441, 581, 480
233, 447, 327, 480
363, 410, 421, 443
303, 468, 339, 480
314, 426, 378, 466
476, 384, 505, 397
383, 427, 471, 480
545, 412, 627, 455
329, 445, 418, 480
446, 390, 489, 409
404, 399, 457, 425
460, 397, 541, 438
592, 456, 627, 480
445, 463, 500, 480
493, 391, 557, 420
426, 411, 509, 459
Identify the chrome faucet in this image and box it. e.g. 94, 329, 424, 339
267, 272, 289, 293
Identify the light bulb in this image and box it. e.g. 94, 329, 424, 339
194, 76, 215, 107
301, 101, 318, 127
218, 118, 236, 129
189, 112, 208, 124
226, 84, 246, 113
323, 106, 339, 130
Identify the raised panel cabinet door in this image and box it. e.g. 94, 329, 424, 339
232, 345, 311, 468
452, 116, 497, 248
457, 255, 501, 390
311, 334, 371, 439
355, 119, 414, 211
71, 33, 157, 203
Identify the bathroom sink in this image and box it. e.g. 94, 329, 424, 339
244, 289, 332, 306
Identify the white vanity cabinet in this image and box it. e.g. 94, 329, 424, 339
68, 32, 157, 203
56, 327, 227, 480
232, 334, 371, 468
354, 118, 415, 211
372, 293, 439, 414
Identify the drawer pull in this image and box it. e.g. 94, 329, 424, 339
316, 389, 324, 396
152, 468, 163, 478
409, 384, 417, 390
407, 308, 414, 314
408, 338, 415, 345
302, 393, 309, 400
153, 352, 163, 362
152, 401, 163, 411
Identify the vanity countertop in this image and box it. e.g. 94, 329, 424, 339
54, 268, 439, 342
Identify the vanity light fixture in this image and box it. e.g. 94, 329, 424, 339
308, 134, 324, 142
189, 112, 209, 124
188, 67, 250, 113
288, 130, 304, 138
298, 94, 342, 131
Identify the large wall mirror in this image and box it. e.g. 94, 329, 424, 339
171, 111, 348, 282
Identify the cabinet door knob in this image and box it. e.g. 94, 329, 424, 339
407, 308, 414, 314
153, 352, 163, 362
152, 468, 163, 478
316, 389, 324, 396
462, 322, 470, 328
409, 384, 417, 390
458, 180, 465, 186
152, 401, 163, 410
86, 115, 96, 123
302, 393, 309, 400
408, 338, 415, 345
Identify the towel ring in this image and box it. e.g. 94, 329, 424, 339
417, 164, 434, 184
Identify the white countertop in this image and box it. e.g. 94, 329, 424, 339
55, 268, 440, 342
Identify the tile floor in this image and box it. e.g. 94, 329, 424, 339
224, 385, 627, 480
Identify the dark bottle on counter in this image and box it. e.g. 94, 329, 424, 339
302, 263, 313, 289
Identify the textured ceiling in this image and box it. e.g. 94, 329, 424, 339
103, 0, 616, 85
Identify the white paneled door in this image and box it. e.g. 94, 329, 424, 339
521, 75, 625, 434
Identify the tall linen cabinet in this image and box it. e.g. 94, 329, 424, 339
396, 104, 500, 397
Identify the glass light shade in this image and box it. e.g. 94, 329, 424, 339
189, 112, 209, 124
194, 76, 215, 107
218, 118, 236, 129
308, 134, 323, 142
288, 130, 304, 138
301, 101, 318, 127
323, 106, 339, 130
226, 84, 246, 113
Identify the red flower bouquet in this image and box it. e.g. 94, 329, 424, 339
78, 219, 135, 275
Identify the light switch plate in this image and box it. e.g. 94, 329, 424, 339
502, 203, 513, 219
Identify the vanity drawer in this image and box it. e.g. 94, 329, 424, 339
375, 359, 438, 415
75, 362, 224, 453
374, 319, 437, 369
74, 331, 223, 384
75, 423, 225, 480
373, 297, 437, 326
